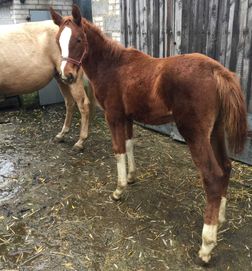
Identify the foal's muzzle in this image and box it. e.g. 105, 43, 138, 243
60, 72, 75, 84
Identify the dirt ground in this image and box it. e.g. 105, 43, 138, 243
0, 104, 251, 271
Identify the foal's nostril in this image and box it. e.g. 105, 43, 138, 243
67, 73, 74, 83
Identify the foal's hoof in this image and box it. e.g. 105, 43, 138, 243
111, 191, 121, 201
53, 135, 64, 143
72, 143, 84, 152
127, 178, 135, 185
198, 249, 211, 263
195, 255, 210, 267
218, 217, 226, 226
127, 172, 136, 184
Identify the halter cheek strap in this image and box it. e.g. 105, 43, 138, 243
61, 20, 88, 68
61, 41, 88, 67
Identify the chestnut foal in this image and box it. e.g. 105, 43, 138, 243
50, 6, 247, 263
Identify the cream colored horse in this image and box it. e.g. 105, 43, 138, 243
0, 20, 90, 150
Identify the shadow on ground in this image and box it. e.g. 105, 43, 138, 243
0, 105, 251, 271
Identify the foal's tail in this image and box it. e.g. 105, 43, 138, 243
214, 68, 247, 154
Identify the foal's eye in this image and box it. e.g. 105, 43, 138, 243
77, 37, 82, 43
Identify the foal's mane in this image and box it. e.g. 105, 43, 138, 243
81, 18, 124, 61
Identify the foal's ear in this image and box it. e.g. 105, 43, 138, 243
72, 4, 82, 26
50, 7, 63, 26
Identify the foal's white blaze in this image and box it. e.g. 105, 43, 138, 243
113, 153, 127, 199
126, 139, 136, 182
59, 26, 72, 79
199, 224, 218, 263
219, 197, 227, 224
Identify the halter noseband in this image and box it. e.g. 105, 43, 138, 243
61, 19, 88, 68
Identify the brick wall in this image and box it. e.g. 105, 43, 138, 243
10, 0, 73, 24
92, 0, 120, 42
0, 0, 121, 41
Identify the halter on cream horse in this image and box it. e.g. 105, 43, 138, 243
0, 20, 90, 150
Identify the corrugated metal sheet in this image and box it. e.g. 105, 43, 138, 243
0, 2, 12, 25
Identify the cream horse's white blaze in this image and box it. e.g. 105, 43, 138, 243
0, 20, 91, 150
59, 26, 72, 80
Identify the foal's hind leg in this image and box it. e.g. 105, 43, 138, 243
55, 81, 75, 142
184, 135, 225, 263
211, 124, 231, 224
125, 120, 136, 183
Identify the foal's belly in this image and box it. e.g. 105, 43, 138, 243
126, 92, 173, 125
132, 107, 174, 125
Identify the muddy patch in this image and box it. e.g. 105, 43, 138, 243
0, 105, 251, 271
0, 159, 19, 203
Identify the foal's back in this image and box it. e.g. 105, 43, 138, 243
0, 21, 61, 94
114, 50, 223, 124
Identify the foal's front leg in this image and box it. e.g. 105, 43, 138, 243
55, 81, 75, 142
69, 79, 90, 151
107, 117, 128, 200
113, 152, 127, 200
56, 75, 90, 150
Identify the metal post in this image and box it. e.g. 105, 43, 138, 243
73, 0, 93, 22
